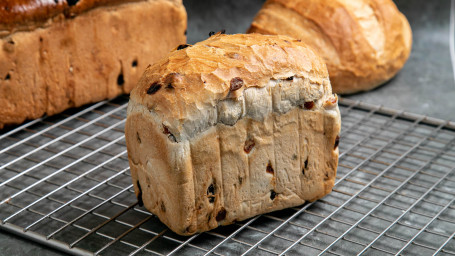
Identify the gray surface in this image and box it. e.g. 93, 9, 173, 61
0, 232, 63, 256
1, 0, 454, 255
185, 0, 265, 44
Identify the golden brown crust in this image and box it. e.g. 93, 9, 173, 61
0, 0, 186, 129
248, 0, 412, 94
0, 0, 175, 35
126, 34, 341, 235
130, 33, 331, 141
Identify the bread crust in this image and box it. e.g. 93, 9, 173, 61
0, 0, 186, 129
0, 0, 182, 35
248, 0, 412, 94
130, 33, 332, 141
126, 34, 341, 235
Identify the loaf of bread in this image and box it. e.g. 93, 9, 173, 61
0, 0, 186, 129
125, 33, 341, 235
248, 0, 412, 94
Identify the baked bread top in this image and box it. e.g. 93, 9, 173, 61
0, 0, 181, 36
248, 0, 412, 94
129, 33, 337, 142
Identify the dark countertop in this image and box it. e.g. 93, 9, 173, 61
1, 0, 454, 255
0, 232, 62, 256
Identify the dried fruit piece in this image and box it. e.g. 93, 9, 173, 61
207, 183, 216, 203
286, 76, 294, 81
230, 77, 244, 92
216, 208, 227, 221
162, 125, 171, 135
266, 162, 274, 175
163, 125, 177, 142
147, 82, 161, 95
244, 138, 255, 153
117, 73, 124, 86
270, 190, 277, 200
304, 101, 314, 110
207, 184, 215, 195
334, 135, 340, 149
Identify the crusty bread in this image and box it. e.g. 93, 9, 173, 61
248, 0, 412, 94
0, 0, 186, 129
125, 33, 341, 235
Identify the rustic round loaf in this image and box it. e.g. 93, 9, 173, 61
248, 0, 412, 94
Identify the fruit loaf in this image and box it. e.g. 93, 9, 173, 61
0, 0, 187, 129
125, 33, 341, 235
248, 0, 412, 94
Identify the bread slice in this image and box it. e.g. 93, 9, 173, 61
248, 0, 412, 94
0, 0, 186, 129
125, 33, 341, 235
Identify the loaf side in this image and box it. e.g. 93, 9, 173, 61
126, 92, 340, 235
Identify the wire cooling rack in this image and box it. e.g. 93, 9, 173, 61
1, 95, 455, 256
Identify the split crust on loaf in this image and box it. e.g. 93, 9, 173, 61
0, 0, 186, 129
248, 0, 412, 94
126, 34, 341, 235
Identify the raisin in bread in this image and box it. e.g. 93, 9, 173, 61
125, 33, 341, 235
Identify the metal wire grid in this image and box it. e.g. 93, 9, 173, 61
1, 96, 455, 256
